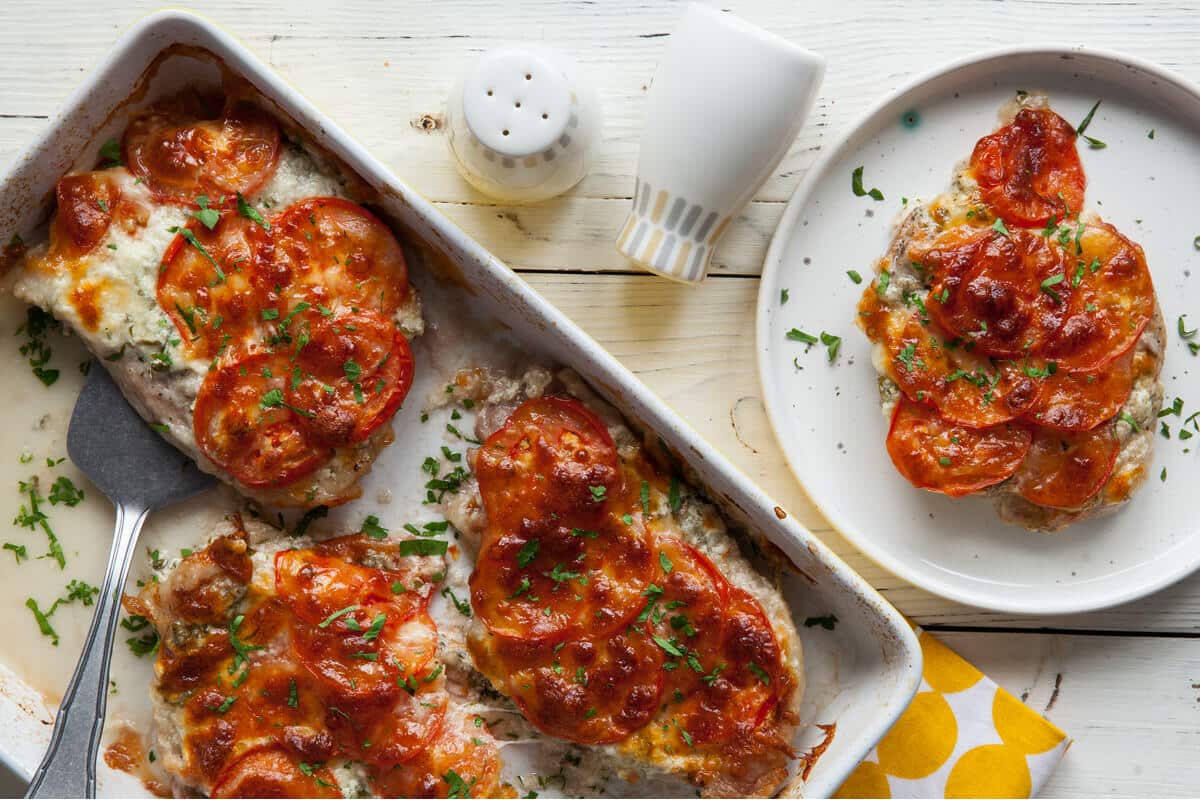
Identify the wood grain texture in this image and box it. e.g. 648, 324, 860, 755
0, 2, 1197, 794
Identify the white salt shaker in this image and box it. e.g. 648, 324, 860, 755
446, 46, 601, 204
617, 3, 825, 282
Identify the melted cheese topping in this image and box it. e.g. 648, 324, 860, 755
11, 140, 424, 508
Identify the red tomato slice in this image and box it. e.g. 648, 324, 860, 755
1011, 423, 1120, 509
271, 198, 410, 317
886, 395, 1032, 497
52, 173, 122, 256
291, 608, 438, 710
1043, 223, 1155, 371
371, 712, 506, 799
470, 514, 654, 643
471, 396, 652, 642
474, 396, 620, 531
918, 226, 1071, 358
285, 310, 414, 446
332, 686, 448, 768
473, 627, 664, 745
969, 107, 1086, 226
158, 212, 271, 358
274, 548, 424, 626
123, 90, 281, 205
671, 588, 783, 746
1023, 349, 1134, 431
211, 745, 341, 798
858, 289, 1041, 427
193, 350, 330, 488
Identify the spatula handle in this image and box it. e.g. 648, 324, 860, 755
25, 502, 150, 799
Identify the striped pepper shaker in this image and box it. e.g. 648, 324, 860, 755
617, 3, 825, 282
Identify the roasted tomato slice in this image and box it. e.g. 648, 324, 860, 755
1043, 223, 1155, 371
274, 548, 427, 625
885, 395, 1032, 497
332, 686, 448, 768
858, 290, 1041, 427
193, 350, 329, 488
1023, 349, 1134, 431
671, 588, 785, 746
123, 90, 281, 205
285, 310, 414, 446
474, 396, 619, 529
470, 513, 654, 643
291, 607, 438, 709
917, 226, 1071, 358
211, 745, 341, 798
371, 712, 506, 799
473, 626, 664, 745
271, 198, 410, 317
52, 172, 123, 256
969, 107, 1086, 226
159, 213, 271, 358
1011, 423, 1120, 509
471, 396, 652, 642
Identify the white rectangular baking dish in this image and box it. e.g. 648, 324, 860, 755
0, 10, 920, 797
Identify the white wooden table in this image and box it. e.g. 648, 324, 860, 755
0, 1, 1197, 796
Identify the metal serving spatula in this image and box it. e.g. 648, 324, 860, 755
26, 362, 214, 798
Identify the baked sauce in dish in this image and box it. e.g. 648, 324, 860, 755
124, 519, 505, 798
12, 87, 422, 507
856, 97, 1164, 531
466, 396, 801, 796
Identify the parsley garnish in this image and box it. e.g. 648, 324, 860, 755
236, 192, 270, 230
192, 195, 220, 230
516, 538, 539, 568
398, 539, 449, 557
851, 165, 884, 201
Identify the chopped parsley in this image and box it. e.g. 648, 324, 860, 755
659, 550, 673, 574
847, 269, 863, 284
588, 485, 607, 502
876, 269, 891, 297
360, 514, 388, 540
780, 288, 789, 304
516, 538, 539, 568
640, 480, 651, 516
236, 192, 269, 230
1040, 273, 1065, 303
991, 218, 1010, 237
318, 604, 359, 629
442, 586, 472, 617
820, 331, 842, 362
192, 195, 220, 230
1117, 411, 1140, 432
1075, 99, 1105, 148
786, 328, 818, 344
851, 165, 884, 201
748, 662, 771, 685
444, 770, 477, 799
48, 476, 84, 507
398, 539, 449, 557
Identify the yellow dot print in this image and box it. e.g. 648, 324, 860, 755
834, 760, 891, 799
944, 743, 1032, 798
920, 631, 983, 694
875, 692, 957, 780
993, 688, 1066, 755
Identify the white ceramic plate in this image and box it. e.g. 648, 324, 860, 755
757, 46, 1200, 614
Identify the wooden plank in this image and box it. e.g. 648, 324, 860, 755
0, 0, 1199, 203
938, 631, 1200, 797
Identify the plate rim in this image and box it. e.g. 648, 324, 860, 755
755, 43, 1200, 614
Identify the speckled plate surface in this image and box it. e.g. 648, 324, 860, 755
757, 46, 1200, 614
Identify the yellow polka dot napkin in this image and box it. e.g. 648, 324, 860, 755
835, 630, 1070, 798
